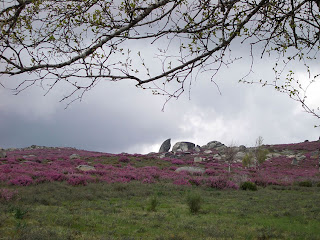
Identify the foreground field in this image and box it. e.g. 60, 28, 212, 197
1, 182, 320, 239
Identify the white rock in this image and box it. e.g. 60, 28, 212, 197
194, 156, 205, 163
175, 166, 205, 174
70, 154, 81, 159
76, 165, 95, 171
213, 154, 222, 160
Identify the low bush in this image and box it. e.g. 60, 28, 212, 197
297, 180, 312, 187
118, 156, 130, 163
240, 181, 257, 191
186, 192, 202, 214
147, 196, 159, 212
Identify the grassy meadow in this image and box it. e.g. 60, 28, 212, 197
1, 182, 320, 239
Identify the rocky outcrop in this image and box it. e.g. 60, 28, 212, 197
159, 139, 171, 153
172, 142, 195, 152
202, 141, 226, 151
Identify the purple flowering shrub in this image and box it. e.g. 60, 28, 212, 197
206, 176, 239, 190
0, 141, 319, 188
10, 175, 33, 186
118, 156, 130, 163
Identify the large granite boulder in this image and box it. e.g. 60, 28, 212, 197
172, 142, 195, 152
159, 138, 171, 153
202, 141, 226, 150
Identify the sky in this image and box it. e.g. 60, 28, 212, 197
1, 49, 319, 154
1, 3, 320, 154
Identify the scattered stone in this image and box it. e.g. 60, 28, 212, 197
266, 153, 282, 159
213, 154, 222, 160
172, 142, 195, 152
296, 154, 306, 161
175, 166, 205, 174
204, 150, 212, 154
159, 138, 171, 153
7, 148, 17, 151
291, 158, 299, 165
311, 151, 319, 159
70, 154, 81, 159
0, 149, 7, 158
281, 150, 294, 156
234, 152, 246, 162
76, 165, 95, 171
158, 152, 173, 158
22, 155, 36, 159
194, 145, 201, 153
239, 145, 247, 152
194, 156, 205, 163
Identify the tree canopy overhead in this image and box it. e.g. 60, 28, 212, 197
0, 0, 319, 118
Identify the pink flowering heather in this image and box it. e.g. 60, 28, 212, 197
67, 175, 92, 186
10, 175, 33, 186
0, 141, 319, 189
118, 156, 130, 163
206, 176, 239, 190
173, 178, 191, 186
171, 159, 185, 165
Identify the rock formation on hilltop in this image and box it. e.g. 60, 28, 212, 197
159, 139, 171, 153
172, 142, 195, 152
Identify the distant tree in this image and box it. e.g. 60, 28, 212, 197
225, 143, 237, 172
242, 136, 268, 169
242, 152, 254, 168
254, 136, 269, 168
0, 0, 319, 118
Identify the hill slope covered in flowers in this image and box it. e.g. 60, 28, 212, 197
1, 141, 320, 189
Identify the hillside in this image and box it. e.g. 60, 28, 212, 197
1, 141, 320, 239
1, 140, 320, 188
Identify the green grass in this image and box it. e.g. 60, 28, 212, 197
1, 182, 320, 239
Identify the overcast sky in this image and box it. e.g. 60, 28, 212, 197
1, 6, 320, 154
1, 47, 319, 154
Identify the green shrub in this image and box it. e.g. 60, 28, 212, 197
240, 181, 257, 191
256, 148, 269, 165
147, 196, 159, 212
242, 153, 253, 168
317, 182, 320, 187
297, 180, 312, 187
13, 207, 28, 219
186, 192, 202, 214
